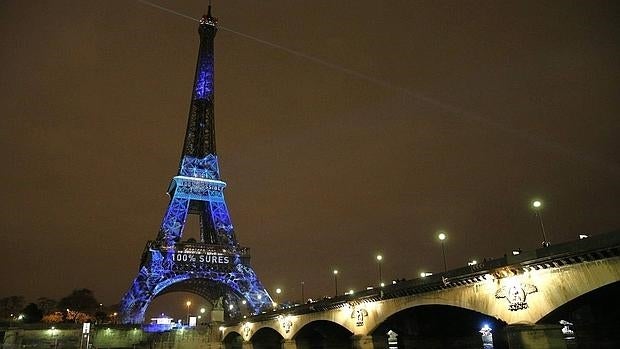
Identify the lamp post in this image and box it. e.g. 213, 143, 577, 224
333, 270, 339, 296
199, 307, 205, 325
50, 327, 58, 349
275, 288, 282, 305
186, 301, 191, 325
300, 281, 305, 303
438, 232, 447, 272
531, 199, 549, 247
376, 254, 383, 286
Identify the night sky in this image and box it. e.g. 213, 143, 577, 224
1, 1, 619, 319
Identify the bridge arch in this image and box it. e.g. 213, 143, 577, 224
293, 320, 353, 348
539, 280, 620, 324
370, 304, 507, 348
493, 257, 620, 324
250, 327, 283, 348
223, 331, 243, 349
527, 262, 620, 323
246, 322, 287, 341
369, 294, 500, 334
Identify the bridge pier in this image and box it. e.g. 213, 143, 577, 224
281, 339, 297, 349
242, 340, 254, 349
504, 324, 569, 349
352, 334, 374, 349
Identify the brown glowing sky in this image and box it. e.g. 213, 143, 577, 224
1, 1, 619, 318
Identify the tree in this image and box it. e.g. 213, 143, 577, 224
57, 289, 99, 315
21, 303, 43, 323
42, 311, 63, 324
0, 296, 25, 319
65, 309, 93, 324
95, 310, 108, 324
36, 297, 57, 315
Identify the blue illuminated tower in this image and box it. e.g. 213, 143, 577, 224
120, 7, 272, 324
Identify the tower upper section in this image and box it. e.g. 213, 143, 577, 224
178, 6, 219, 178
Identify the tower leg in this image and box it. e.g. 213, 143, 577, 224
121, 249, 273, 324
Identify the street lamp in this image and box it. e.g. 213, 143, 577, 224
376, 254, 383, 286
438, 232, 447, 272
300, 281, 305, 303
49, 327, 58, 349
186, 301, 191, 325
531, 199, 549, 247
275, 288, 282, 305
333, 269, 339, 296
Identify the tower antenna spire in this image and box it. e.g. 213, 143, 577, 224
199, 0, 216, 25
206, 0, 216, 24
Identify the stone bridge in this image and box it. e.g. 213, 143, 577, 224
221, 230, 620, 348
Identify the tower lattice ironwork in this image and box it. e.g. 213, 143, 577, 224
120, 8, 272, 324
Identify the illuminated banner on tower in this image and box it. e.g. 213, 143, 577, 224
172, 251, 231, 264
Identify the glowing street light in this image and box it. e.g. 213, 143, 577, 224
333, 269, 339, 296
376, 254, 383, 286
275, 288, 282, 305
49, 327, 58, 349
531, 199, 549, 247
437, 232, 447, 272
186, 301, 191, 325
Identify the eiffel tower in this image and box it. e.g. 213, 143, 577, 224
120, 7, 272, 324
